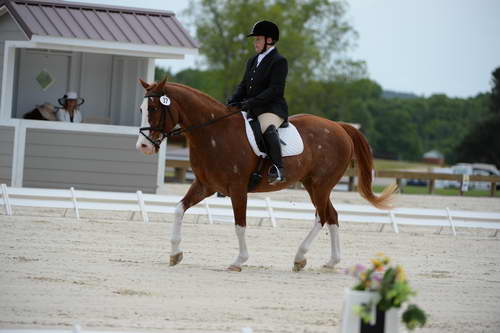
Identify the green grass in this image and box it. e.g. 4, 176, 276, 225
373, 185, 500, 197
373, 159, 433, 171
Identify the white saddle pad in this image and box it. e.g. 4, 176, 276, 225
242, 112, 304, 158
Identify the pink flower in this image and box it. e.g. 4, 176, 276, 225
355, 264, 367, 273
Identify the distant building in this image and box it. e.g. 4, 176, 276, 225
422, 150, 444, 165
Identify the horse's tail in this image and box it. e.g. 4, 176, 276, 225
340, 123, 397, 210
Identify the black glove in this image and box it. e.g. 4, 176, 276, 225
227, 100, 243, 108
227, 99, 253, 110
240, 99, 253, 110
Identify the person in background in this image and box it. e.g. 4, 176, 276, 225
23, 102, 57, 121
57, 91, 84, 123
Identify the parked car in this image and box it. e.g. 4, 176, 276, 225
448, 164, 473, 189
449, 163, 500, 190
432, 167, 453, 189
406, 179, 427, 186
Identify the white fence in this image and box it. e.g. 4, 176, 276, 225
0, 326, 254, 333
1, 184, 500, 236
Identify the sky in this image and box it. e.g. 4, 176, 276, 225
79, 0, 500, 98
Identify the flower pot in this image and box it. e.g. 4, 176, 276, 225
360, 307, 400, 333
339, 288, 401, 333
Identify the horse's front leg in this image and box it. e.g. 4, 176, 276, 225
170, 179, 214, 266
228, 191, 249, 272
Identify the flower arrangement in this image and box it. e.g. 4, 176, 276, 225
345, 253, 427, 330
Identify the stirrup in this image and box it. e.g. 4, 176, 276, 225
269, 164, 285, 185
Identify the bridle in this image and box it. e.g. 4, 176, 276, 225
139, 91, 242, 150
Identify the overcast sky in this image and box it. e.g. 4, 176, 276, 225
80, 0, 500, 98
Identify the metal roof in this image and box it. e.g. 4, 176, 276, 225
0, 0, 198, 49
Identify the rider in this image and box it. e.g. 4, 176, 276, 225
228, 20, 288, 184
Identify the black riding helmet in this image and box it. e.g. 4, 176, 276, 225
247, 20, 279, 53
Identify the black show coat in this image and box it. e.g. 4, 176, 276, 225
229, 48, 288, 120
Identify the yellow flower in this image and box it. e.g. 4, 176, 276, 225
396, 265, 407, 282
374, 253, 391, 265
370, 258, 383, 268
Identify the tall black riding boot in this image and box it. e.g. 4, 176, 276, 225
263, 125, 285, 184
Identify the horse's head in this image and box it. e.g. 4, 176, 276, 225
136, 77, 179, 154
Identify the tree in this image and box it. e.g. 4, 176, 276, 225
185, 0, 365, 105
454, 67, 500, 167
155, 66, 174, 81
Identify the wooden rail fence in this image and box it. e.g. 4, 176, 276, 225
166, 158, 500, 197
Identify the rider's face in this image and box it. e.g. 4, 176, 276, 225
253, 36, 272, 53
65, 99, 77, 111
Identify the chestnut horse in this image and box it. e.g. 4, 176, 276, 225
136, 78, 396, 272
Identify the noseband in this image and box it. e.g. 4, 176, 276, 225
139, 91, 241, 150
139, 92, 183, 150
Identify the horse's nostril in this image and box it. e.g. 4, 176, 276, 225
141, 144, 148, 148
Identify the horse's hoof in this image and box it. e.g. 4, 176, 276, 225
227, 265, 242, 272
169, 252, 183, 266
293, 259, 307, 272
323, 258, 340, 270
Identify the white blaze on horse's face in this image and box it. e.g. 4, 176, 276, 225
136, 98, 155, 155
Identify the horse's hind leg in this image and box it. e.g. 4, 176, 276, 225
170, 179, 214, 266
324, 201, 341, 269
293, 213, 323, 272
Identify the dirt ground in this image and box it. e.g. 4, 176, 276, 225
1, 185, 500, 333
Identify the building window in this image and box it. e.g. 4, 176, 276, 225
35, 69, 54, 91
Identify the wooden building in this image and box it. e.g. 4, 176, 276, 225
0, 0, 197, 192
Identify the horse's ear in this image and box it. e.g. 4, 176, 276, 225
139, 78, 149, 90
158, 76, 168, 89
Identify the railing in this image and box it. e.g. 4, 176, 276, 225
2, 184, 499, 236
372, 170, 500, 196
0, 326, 255, 333
165, 156, 500, 197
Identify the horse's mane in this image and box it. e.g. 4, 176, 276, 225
164, 82, 228, 113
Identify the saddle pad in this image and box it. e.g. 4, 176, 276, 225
242, 112, 304, 158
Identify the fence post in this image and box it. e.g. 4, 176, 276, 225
136, 191, 149, 223
1, 184, 12, 216
396, 178, 403, 194
265, 197, 277, 228
388, 210, 399, 234
428, 179, 435, 194
70, 187, 80, 221
445, 207, 457, 236
460, 174, 469, 196
204, 201, 213, 224
348, 160, 356, 192
491, 182, 497, 197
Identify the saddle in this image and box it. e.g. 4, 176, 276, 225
241, 112, 304, 190
242, 112, 303, 158
249, 118, 288, 153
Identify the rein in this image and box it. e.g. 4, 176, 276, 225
139, 92, 241, 150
